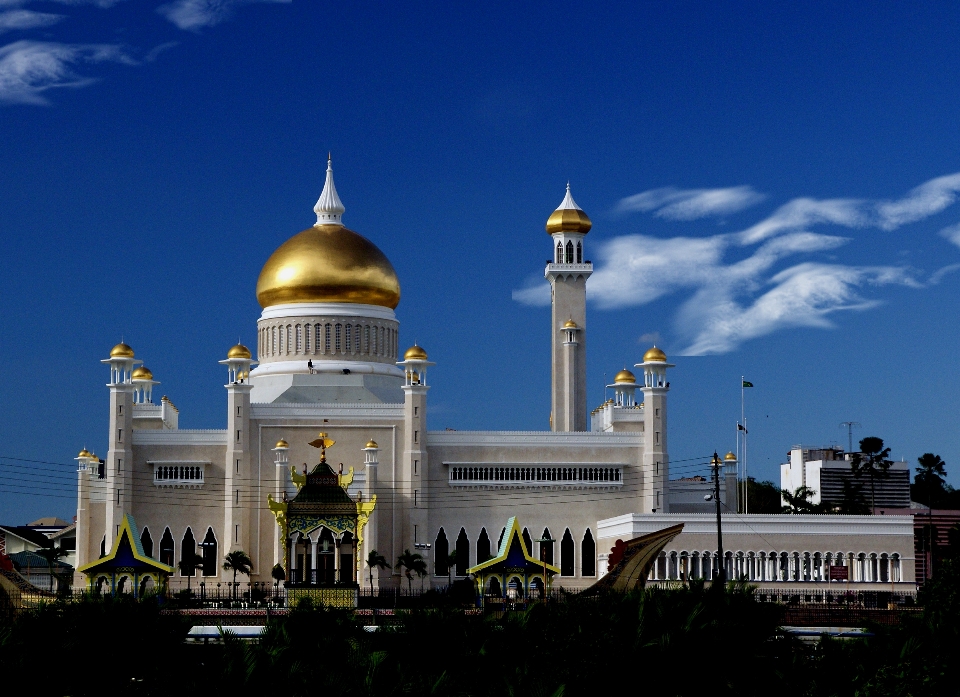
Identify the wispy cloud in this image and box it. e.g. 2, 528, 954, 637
0, 10, 64, 33
0, 40, 133, 105
616, 185, 765, 221
158, 0, 290, 31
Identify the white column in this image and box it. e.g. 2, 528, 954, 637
310, 536, 319, 583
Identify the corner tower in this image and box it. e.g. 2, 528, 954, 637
545, 184, 592, 431
636, 346, 673, 513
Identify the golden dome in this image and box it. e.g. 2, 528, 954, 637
110, 342, 134, 358
563, 319, 578, 329
614, 369, 636, 384
275, 439, 289, 449
256, 225, 400, 309
724, 451, 737, 461
77, 448, 92, 459
365, 439, 379, 449
404, 344, 428, 361
131, 366, 153, 381
546, 184, 592, 234
643, 346, 667, 362
227, 344, 252, 359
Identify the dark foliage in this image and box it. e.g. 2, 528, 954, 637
746, 477, 783, 513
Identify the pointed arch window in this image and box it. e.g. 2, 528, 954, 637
540, 528, 554, 566
180, 528, 196, 576
477, 528, 491, 564
345, 324, 352, 353
335, 324, 342, 353
455, 528, 469, 576
316, 325, 323, 353
581, 529, 596, 577
556, 241, 563, 263
201, 528, 217, 576
565, 241, 574, 263
159, 528, 174, 566
522, 528, 533, 556
324, 324, 331, 353
434, 528, 448, 575
295, 324, 303, 353
576, 241, 582, 263
560, 529, 575, 576
140, 527, 153, 558
371, 326, 378, 355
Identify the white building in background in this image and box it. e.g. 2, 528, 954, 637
70, 158, 917, 594
781, 447, 911, 509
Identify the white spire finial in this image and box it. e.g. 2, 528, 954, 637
314, 154, 345, 225
557, 182, 582, 211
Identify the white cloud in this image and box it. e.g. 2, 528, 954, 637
0, 40, 133, 105
679, 263, 918, 355
158, 0, 290, 31
737, 197, 868, 244
877, 173, 960, 230
616, 185, 765, 221
0, 10, 64, 32
511, 276, 550, 307
939, 221, 960, 248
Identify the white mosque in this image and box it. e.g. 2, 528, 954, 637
71, 159, 916, 594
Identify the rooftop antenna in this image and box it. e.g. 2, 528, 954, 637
840, 422, 861, 454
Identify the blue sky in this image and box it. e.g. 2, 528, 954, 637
3, 1, 960, 522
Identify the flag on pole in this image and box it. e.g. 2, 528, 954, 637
738, 423, 748, 434
742, 380, 754, 387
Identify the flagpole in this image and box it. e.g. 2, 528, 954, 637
741, 376, 747, 514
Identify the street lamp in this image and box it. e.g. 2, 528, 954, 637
710, 452, 726, 586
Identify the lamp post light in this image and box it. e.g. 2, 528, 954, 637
534, 536, 552, 603
710, 452, 726, 587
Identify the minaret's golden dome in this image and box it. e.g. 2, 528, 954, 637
77, 448, 92, 459
110, 342, 134, 358
563, 319, 578, 328
404, 344, 428, 360
227, 344, 252, 359
614, 369, 636, 384
546, 183, 592, 234
643, 346, 667, 362
724, 451, 737, 461
132, 366, 153, 380
365, 439, 379, 449
275, 439, 289, 449
256, 157, 401, 310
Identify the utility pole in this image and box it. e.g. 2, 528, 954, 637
839, 422, 861, 455
711, 452, 725, 587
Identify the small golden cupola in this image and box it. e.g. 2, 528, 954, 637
643, 346, 667, 363
227, 343, 252, 359
546, 183, 592, 234
607, 368, 639, 407
724, 451, 737, 462
110, 342, 134, 358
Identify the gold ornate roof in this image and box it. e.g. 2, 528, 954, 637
614, 369, 636, 384
724, 451, 737, 461
131, 366, 153, 381
227, 343, 252, 359
546, 183, 592, 234
563, 319, 578, 328
403, 344, 428, 360
256, 224, 400, 309
365, 440, 379, 449
110, 342, 134, 358
643, 346, 667, 362
275, 439, 289, 449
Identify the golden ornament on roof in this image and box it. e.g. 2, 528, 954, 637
563, 319, 578, 329
404, 344, 428, 360
614, 369, 636, 384
227, 344, 252, 359
546, 207, 592, 234
110, 342, 134, 358
131, 366, 153, 381
308, 432, 336, 450
275, 439, 289, 449
724, 451, 737, 461
643, 346, 667, 362
365, 440, 379, 449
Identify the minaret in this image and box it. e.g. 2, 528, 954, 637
101, 342, 138, 550
545, 184, 592, 431
636, 346, 674, 513
272, 438, 289, 568
397, 345, 434, 581
74, 448, 97, 580
219, 343, 256, 567
361, 440, 381, 587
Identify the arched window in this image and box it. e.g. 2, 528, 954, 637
364, 325, 370, 354
581, 529, 596, 577
140, 527, 153, 558
576, 241, 582, 263
159, 528, 175, 566
296, 324, 302, 353
324, 324, 331, 353
455, 528, 469, 576
181, 528, 196, 576
556, 241, 563, 263
315, 325, 322, 353
271, 327, 277, 354
201, 528, 217, 576
371, 326, 378, 355
278, 325, 284, 354
522, 528, 533, 556
560, 529, 575, 576
335, 324, 342, 353
345, 324, 352, 353
540, 528, 554, 566
565, 241, 574, 263
355, 325, 361, 355
477, 528, 491, 563
434, 528, 448, 575
304, 325, 311, 353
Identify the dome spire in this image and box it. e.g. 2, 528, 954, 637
546, 182, 592, 234
314, 153, 345, 226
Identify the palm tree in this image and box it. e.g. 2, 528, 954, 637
365, 550, 389, 592
851, 436, 892, 512
445, 549, 458, 586
916, 453, 947, 507
177, 553, 204, 593
222, 550, 253, 600
34, 545, 69, 594
271, 563, 285, 591
836, 479, 870, 514
780, 485, 818, 513
395, 549, 426, 593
